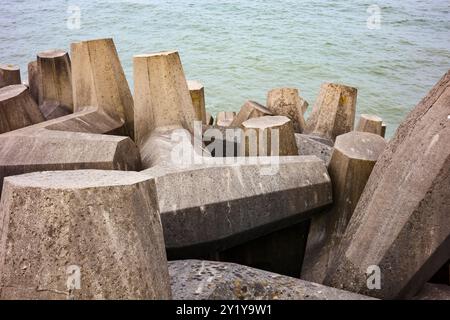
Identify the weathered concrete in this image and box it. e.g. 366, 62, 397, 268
302, 132, 387, 283
323, 70, 450, 299
305, 83, 357, 141
37, 50, 73, 119
381, 123, 387, 138
231, 100, 272, 127
169, 260, 374, 300
413, 283, 450, 300
0, 64, 21, 88
295, 133, 333, 164
216, 111, 236, 127
242, 116, 298, 156
187, 80, 206, 124
0, 84, 45, 134
357, 114, 383, 136
142, 156, 332, 255
205, 112, 214, 126
27, 61, 40, 104
267, 88, 307, 133
0, 170, 171, 300
72, 38, 134, 139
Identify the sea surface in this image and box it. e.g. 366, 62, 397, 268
1, 0, 449, 137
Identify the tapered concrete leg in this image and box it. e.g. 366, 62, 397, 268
231, 100, 272, 127
323, 70, 450, 299
27, 61, 41, 104
242, 116, 298, 156
381, 123, 387, 138
302, 132, 387, 283
71, 38, 134, 138
133, 51, 196, 145
0, 84, 45, 134
216, 111, 236, 127
0, 64, 21, 88
0, 170, 171, 300
305, 83, 357, 141
357, 114, 383, 136
267, 88, 307, 133
187, 80, 206, 124
37, 50, 73, 119
205, 112, 214, 125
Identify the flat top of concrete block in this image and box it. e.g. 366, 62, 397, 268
334, 131, 387, 161
0, 63, 20, 71
134, 51, 177, 58
0, 84, 27, 100
4, 170, 147, 189
322, 82, 357, 93
360, 114, 382, 122
169, 260, 375, 300
243, 115, 290, 129
37, 49, 67, 58
187, 80, 203, 90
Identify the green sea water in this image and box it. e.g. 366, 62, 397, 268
1, 0, 449, 137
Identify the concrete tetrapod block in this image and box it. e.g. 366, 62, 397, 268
295, 133, 333, 164
37, 50, 73, 119
71, 38, 134, 139
381, 122, 387, 138
0, 64, 21, 88
267, 88, 308, 133
231, 100, 273, 127
142, 156, 332, 256
0, 170, 171, 300
323, 70, 450, 299
305, 83, 357, 141
187, 80, 206, 124
216, 111, 236, 127
134, 51, 197, 145
28, 61, 41, 104
302, 132, 387, 284
205, 112, 214, 126
356, 114, 383, 136
0, 84, 45, 134
413, 284, 450, 300
169, 260, 374, 300
242, 116, 298, 156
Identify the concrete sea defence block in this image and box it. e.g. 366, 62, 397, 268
0, 84, 45, 134
134, 51, 196, 145
413, 283, 450, 300
305, 83, 357, 141
295, 133, 333, 164
216, 111, 236, 127
144, 156, 332, 255
267, 88, 307, 133
27, 60, 40, 104
0, 64, 21, 88
169, 260, 374, 300
37, 49, 73, 119
323, 70, 450, 299
71, 38, 134, 139
242, 116, 298, 156
302, 132, 387, 283
187, 80, 206, 124
205, 112, 214, 126
231, 100, 273, 127
0, 170, 171, 299
356, 114, 383, 136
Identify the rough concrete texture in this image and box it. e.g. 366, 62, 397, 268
357, 114, 383, 136
302, 132, 387, 284
267, 88, 307, 133
0, 84, 45, 134
305, 83, 357, 141
216, 111, 236, 127
0, 64, 21, 88
187, 80, 206, 124
71, 38, 134, 139
134, 51, 197, 144
205, 112, 214, 126
295, 133, 333, 164
242, 116, 299, 156
231, 100, 273, 127
413, 283, 450, 300
37, 50, 73, 119
27, 61, 41, 104
169, 260, 374, 300
0, 170, 171, 300
381, 122, 387, 138
143, 156, 332, 253
323, 70, 450, 299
